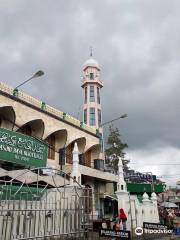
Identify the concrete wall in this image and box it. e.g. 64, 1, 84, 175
117, 192, 159, 232
0, 93, 100, 169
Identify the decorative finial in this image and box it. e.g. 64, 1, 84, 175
90, 46, 93, 57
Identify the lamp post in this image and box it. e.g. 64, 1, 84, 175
100, 114, 127, 127
13, 70, 44, 96
98, 114, 128, 154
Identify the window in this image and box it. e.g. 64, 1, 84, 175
97, 87, 100, 104
90, 86, 95, 102
66, 142, 74, 164
59, 148, 65, 166
89, 108, 95, 126
90, 72, 94, 80
98, 109, 101, 127
84, 109, 87, 124
47, 135, 55, 160
84, 87, 87, 104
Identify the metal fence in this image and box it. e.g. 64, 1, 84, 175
0, 168, 93, 240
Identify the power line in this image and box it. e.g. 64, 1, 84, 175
129, 163, 180, 166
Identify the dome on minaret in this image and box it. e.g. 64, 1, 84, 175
83, 57, 100, 69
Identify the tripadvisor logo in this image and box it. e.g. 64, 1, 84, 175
135, 227, 143, 236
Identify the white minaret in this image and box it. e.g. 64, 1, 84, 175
116, 157, 130, 230
70, 142, 81, 185
81, 51, 103, 131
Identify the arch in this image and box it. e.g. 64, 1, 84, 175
45, 129, 67, 149
84, 144, 101, 167
84, 184, 93, 213
66, 137, 86, 164
45, 129, 67, 161
0, 105, 16, 130
16, 119, 45, 138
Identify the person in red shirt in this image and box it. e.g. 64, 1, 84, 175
119, 208, 127, 230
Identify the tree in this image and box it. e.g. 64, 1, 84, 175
105, 125, 128, 173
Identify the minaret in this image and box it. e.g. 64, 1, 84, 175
81, 51, 103, 131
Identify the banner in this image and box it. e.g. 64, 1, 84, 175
0, 128, 48, 167
143, 222, 168, 230
99, 229, 131, 239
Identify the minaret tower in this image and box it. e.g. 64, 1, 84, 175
81, 51, 103, 131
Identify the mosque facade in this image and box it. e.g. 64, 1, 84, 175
0, 55, 118, 219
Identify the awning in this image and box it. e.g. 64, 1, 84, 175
160, 202, 178, 208
63, 165, 118, 182
0, 168, 68, 187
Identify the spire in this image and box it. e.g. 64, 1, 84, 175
90, 46, 93, 57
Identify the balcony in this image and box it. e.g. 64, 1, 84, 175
63, 164, 118, 182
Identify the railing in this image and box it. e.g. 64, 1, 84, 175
0, 82, 97, 135
0, 167, 93, 240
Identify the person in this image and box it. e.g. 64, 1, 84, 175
163, 208, 169, 226
168, 209, 176, 229
119, 208, 127, 230
111, 215, 117, 230
115, 220, 123, 231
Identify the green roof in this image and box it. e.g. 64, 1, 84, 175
0, 184, 47, 201
127, 183, 165, 194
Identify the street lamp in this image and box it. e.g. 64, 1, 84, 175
14, 70, 44, 90
100, 114, 127, 127
97, 114, 127, 157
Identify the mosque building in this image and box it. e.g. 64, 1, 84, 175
0, 54, 118, 219
0, 53, 165, 223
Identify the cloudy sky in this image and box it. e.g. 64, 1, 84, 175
0, 0, 180, 185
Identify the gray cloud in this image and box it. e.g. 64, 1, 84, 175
0, 0, 180, 185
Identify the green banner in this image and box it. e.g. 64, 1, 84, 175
0, 128, 48, 167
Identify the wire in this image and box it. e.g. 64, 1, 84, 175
130, 163, 180, 166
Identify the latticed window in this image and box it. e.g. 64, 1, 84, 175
47, 135, 55, 160
84, 150, 91, 167
90, 86, 95, 102
89, 108, 95, 126
66, 142, 74, 164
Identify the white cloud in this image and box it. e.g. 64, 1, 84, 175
128, 145, 180, 186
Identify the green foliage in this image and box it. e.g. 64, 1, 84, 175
105, 125, 128, 173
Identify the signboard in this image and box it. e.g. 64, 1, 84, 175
99, 229, 131, 239
143, 222, 168, 230
0, 128, 48, 167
